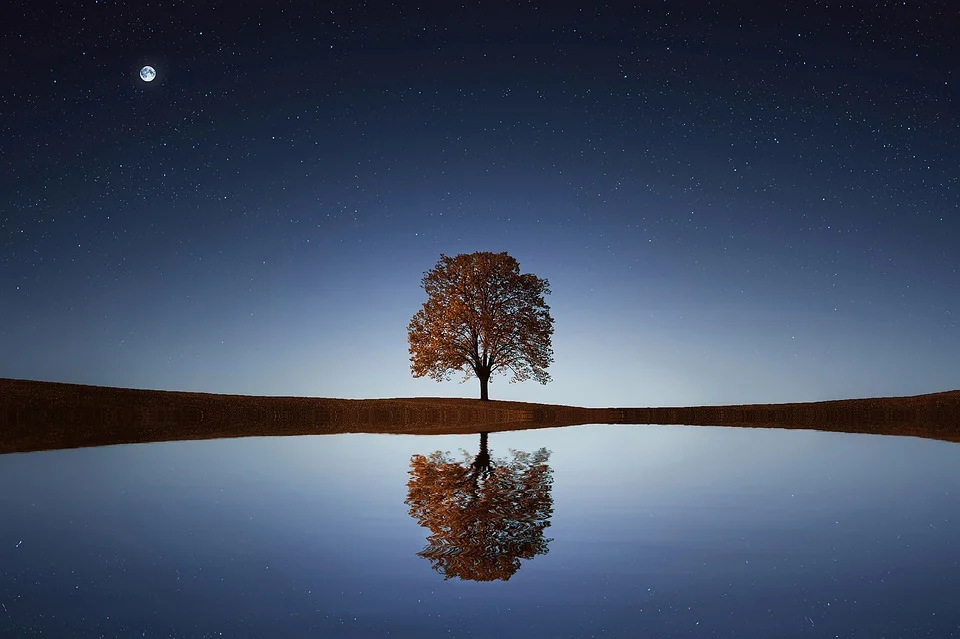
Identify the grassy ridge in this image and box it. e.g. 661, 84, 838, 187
1, 378, 958, 454
616, 391, 960, 443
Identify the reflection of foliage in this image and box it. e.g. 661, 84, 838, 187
405, 434, 553, 581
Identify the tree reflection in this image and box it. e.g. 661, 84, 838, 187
405, 432, 554, 581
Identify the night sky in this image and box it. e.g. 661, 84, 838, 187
2, 1, 957, 407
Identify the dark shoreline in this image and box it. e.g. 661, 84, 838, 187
1, 378, 959, 454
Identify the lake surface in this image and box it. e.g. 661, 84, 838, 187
2, 424, 959, 637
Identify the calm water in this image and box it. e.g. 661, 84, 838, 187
1, 424, 959, 637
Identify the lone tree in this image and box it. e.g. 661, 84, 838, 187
408, 251, 554, 400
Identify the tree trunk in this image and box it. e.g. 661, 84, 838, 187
472, 432, 490, 475
479, 373, 489, 400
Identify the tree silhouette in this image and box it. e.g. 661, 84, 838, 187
405, 433, 554, 581
407, 251, 554, 400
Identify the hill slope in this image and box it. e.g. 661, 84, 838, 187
1, 378, 958, 454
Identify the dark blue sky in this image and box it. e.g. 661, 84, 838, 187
2, 1, 956, 406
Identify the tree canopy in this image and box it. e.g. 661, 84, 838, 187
407, 251, 554, 400
405, 433, 554, 581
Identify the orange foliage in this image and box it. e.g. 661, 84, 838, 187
408, 251, 554, 399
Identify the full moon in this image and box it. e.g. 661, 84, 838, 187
139, 66, 156, 82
